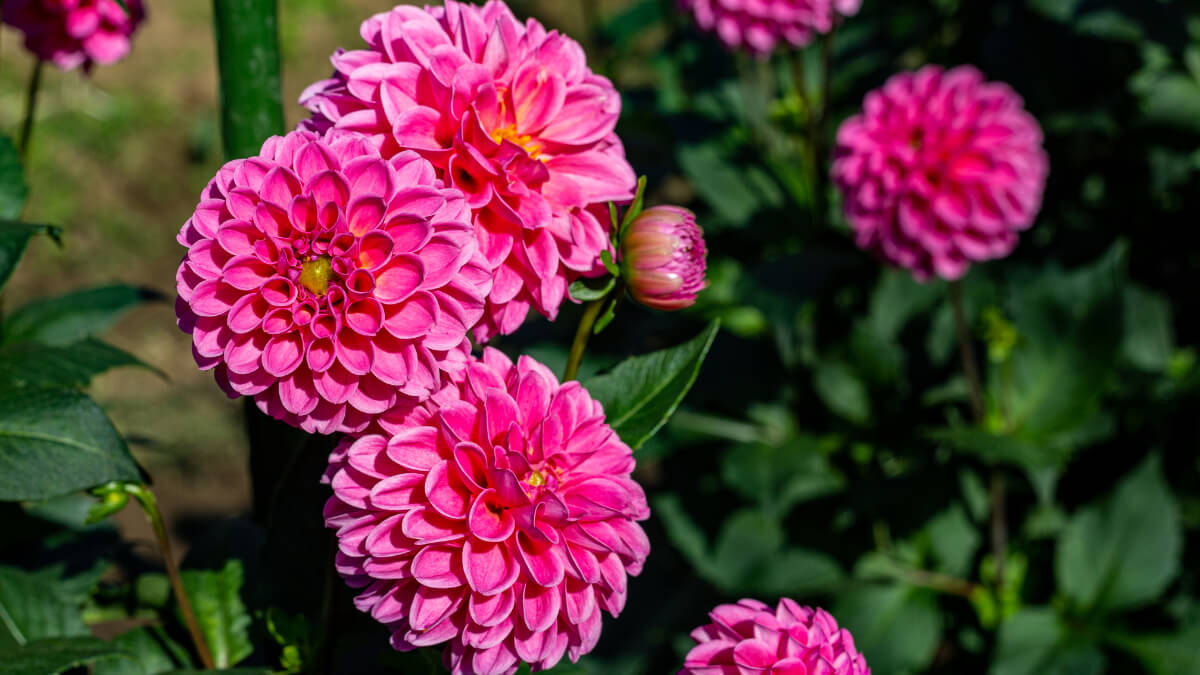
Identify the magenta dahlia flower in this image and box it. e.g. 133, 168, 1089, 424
679, 0, 861, 56
681, 598, 870, 675
1, 0, 145, 71
299, 0, 637, 342
175, 129, 492, 435
621, 205, 708, 311
833, 65, 1049, 281
323, 348, 650, 675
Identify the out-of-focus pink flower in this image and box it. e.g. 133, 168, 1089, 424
679, 0, 860, 57
833, 65, 1049, 281
299, 0, 636, 342
324, 348, 650, 675
680, 598, 870, 675
175, 129, 492, 435
621, 205, 707, 311
1, 0, 145, 71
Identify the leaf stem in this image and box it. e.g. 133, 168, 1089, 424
18, 59, 43, 163
126, 484, 215, 670
813, 29, 835, 229
563, 295, 608, 382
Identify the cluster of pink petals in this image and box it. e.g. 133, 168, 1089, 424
681, 598, 870, 675
622, 205, 708, 312
299, 0, 636, 342
324, 348, 650, 675
175, 129, 492, 435
679, 0, 861, 56
1, 0, 145, 71
833, 65, 1049, 281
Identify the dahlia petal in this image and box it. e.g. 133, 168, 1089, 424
463, 539, 520, 596
426, 460, 471, 519
521, 583, 561, 633
467, 488, 516, 542
369, 473, 426, 510
413, 545, 469, 588
410, 586, 465, 633
386, 426, 442, 471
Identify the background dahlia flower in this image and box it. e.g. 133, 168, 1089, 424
175, 129, 492, 435
679, 0, 861, 56
681, 598, 870, 675
833, 65, 1049, 281
1, 0, 145, 71
300, 0, 637, 341
324, 348, 650, 675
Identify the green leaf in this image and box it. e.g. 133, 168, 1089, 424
1056, 455, 1181, 613
1116, 620, 1200, 675
592, 293, 619, 334
653, 494, 717, 580
0, 337, 159, 389
0, 566, 89, 648
163, 670, 271, 674
0, 387, 140, 501
990, 608, 1106, 675
0, 222, 58, 297
0, 637, 126, 675
213, 0, 285, 159
95, 626, 191, 675
1122, 285, 1174, 372
0, 136, 28, 219
833, 585, 942, 674
712, 510, 784, 586
757, 548, 845, 596
812, 360, 870, 425
617, 175, 648, 239
867, 270, 942, 341
583, 321, 719, 449
2, 284, 162, 347
925, 505, 982, 578
181, 560, 253, 669
568, 277, 616, 303
721, 435, 844, 517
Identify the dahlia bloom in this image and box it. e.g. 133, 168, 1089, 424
621, 205, 708, 311
324, 348, 650, 675
1, 0, 145, 71
681, 598, 870, 675
175, 129, 492, 435
833, 65, 1049, 281
679, 0, 861, 56
300, 0, 637, 341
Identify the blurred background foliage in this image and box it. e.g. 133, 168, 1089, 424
2, 0, 1200, 673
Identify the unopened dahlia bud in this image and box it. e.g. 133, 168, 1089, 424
620, 206, 708, 311
680, 598, 870, 675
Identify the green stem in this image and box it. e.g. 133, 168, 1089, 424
18, 59, 43, 163
126, 485, 214, 670
949, 281, 985, 423
813, 29, 835, 228
563, 296, 607, 382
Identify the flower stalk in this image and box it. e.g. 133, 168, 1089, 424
18, 59, 43, 162
563, 292, 611, 382
124, 483, 215, 670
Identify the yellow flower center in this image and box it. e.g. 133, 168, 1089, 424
525, 469, 547, 488
490, 125, 543, 160
299, 256, 333, 296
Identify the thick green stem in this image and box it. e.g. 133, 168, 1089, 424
126, 485, 214, 670
563, 296, 607, 382
18, 59, 43, 163
212, 0, 285, 159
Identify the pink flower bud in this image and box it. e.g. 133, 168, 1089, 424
621, 206, 708, 311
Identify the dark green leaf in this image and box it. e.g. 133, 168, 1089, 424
1116, 620, 1200, 675
812, 360, 870, 425
1122, 285, 1174, 372
568, 277, 616, 303
833, 585, 942, 674
0, 136, 27, 219
3, 284, 162, 347
990, 608, 1106, 675
163, 670, 271, 674
926, 505, 982, 578
180, 560, 253, 668
721, 436, 844, 517
1056, 455, 1181, 613
0, 566, 89, 648
0, 222, 58, 296
653, 495, 717, 580
591, 293, 619, 334
0, 637, 126, 675
713, 510, 784, 587
617, 175, 648, 239
0, 337, 159, 389
758, 548, 845, 596
0, 387, 140, 501
583, 321, 719, 449
213, 0, 285, 159
95, 626, 191, 675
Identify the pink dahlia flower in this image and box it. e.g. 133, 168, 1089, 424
300, 0, 637, 341
323, 348, 650, 675
175, 129, 492, 435
681, 598, 870, 675
621, 205, 708, 311
833, 65, 1049, 281
1, 0, 145, 71
679, 0, 861, 56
